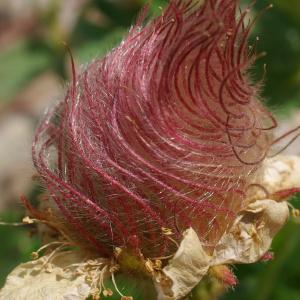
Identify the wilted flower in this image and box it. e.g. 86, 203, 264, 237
1, 1, 300, 300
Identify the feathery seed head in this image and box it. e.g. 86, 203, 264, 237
33, 0, 276, 258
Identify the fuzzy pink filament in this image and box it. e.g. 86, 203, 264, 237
33, 0, 276, 257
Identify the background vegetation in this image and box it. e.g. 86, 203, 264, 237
0, 0, 300, 299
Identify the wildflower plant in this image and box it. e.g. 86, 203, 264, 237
1, 0, 300, 299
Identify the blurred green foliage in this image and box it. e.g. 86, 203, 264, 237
93, 274, 157, 300
0, 211, 40, 287
254, 0, 300, 114
0, 0, 300, 299
0, 41, 50, 101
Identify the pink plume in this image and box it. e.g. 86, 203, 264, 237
33, 0, 276, 257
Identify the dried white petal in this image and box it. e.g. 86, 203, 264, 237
155, 198, 289, 299
0, 251, 107, 300
212, 199, 289, 265
155, 228, 211, 300
262, 155, 300, 194
154, 155, 299, 299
